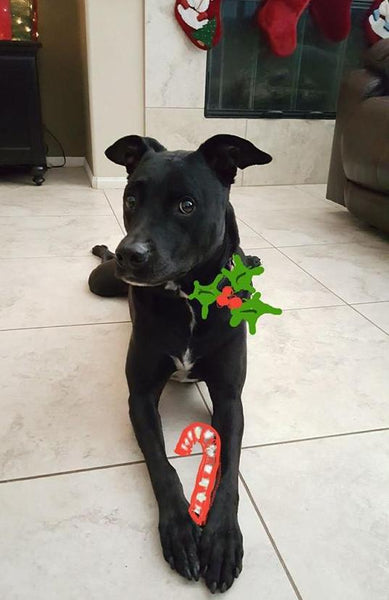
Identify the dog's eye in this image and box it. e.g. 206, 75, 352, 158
124, 195, 136, 212
178, 197, 195, 215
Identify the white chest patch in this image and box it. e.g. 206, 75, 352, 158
165, 283, 198, 382
170, 348, 198, 383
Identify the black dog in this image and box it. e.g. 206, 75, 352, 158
88, 134, 272, 593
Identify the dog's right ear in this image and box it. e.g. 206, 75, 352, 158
105, 135, 166, 175
198, 134, 272, 186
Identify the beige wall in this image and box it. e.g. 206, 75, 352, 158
38, 0, 86, 157
83, 0, 145, 180
78, 0, 93, 169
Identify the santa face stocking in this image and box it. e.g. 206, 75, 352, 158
174, 0, 222, 50
365, 0, 389, 45
310, 0, 353, 42
257, 0, 311, 57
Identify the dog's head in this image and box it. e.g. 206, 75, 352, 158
105, 134, 272, 286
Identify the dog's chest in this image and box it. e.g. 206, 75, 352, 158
169, 292, 198, 383
170, 347, 198, 383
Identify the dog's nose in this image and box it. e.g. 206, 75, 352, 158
115, 242, 150, 269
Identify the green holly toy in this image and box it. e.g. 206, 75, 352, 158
188, 254, 282, 334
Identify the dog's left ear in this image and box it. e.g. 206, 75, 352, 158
198, 134, 272, 186
105, 135, 166, 175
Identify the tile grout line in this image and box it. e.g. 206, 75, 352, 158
0, 452, 205, 486
347, 304, 389, 337
238, 471, 304, 600
241, 426, 389, 450
235, 217, 277, 249
103, 190, 126, 236
0, 255, 124, 261
0, 320, 131, 333
0, 460, 146, 485
351, 300, 389, 306
279, 304, 344, 312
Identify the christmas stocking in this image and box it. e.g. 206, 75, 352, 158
0, 0, 12, 40
257, 0, 311, 57
174, 0, 222, 50
365, 0, 389, 45
310, 0, 353, 42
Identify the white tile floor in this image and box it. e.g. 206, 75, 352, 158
0, 168, 388, 599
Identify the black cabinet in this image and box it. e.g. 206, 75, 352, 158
0, 41, 46, 185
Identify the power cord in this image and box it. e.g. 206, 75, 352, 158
44, 126, 67, 168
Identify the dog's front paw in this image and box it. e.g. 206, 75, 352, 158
159, 506, 201, 582
200, 513, 243, 593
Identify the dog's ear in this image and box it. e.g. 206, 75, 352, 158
198, 134, 272, 186
105, 135, 166, 175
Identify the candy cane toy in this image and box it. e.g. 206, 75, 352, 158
175, 422, 221, 526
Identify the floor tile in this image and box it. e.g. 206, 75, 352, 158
0, 186, 111, 216
353, 302, 389, 334
237, 219, 272, 250
282, 242, 389, 303
240, 431, 389, 600
0, 166, 90, 190
231, 184, 328, 211
0, 324, 211, 480
41, 167, 91, 188
295, 183, 327, 200
249, 248, 344, 310
0, 458, 296, 600
0, 256, 129, 330
230, 186, 382, 247
199, 306, 389, 445
0, 215, 123, 258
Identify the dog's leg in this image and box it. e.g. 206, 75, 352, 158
199, 331, 246, 593
235, 246, 261, 268
126, 343, 201, 581
91, 244, 116, 262
88, 245, 129, 297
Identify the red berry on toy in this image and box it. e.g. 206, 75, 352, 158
216, 286, 233, 307
228, 296, 243, 310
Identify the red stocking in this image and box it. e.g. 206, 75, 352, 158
0, 0, 12, 40
174, 0, 222, 50
257, 0, 311, 57
310, 0, 354, 42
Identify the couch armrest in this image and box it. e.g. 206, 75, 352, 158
327, 69, 385, 204
343, 96, 389, 193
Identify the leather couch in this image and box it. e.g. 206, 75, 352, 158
327, 39, 389, 234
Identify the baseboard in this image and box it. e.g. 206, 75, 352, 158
47, 156, 85, 168
83, 159, 127, 189
83, 159, 94, 187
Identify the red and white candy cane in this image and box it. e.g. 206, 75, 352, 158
174, 422, 221, 526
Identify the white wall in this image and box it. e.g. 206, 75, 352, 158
145, 0, 334, 185
83, 0, 145, 183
